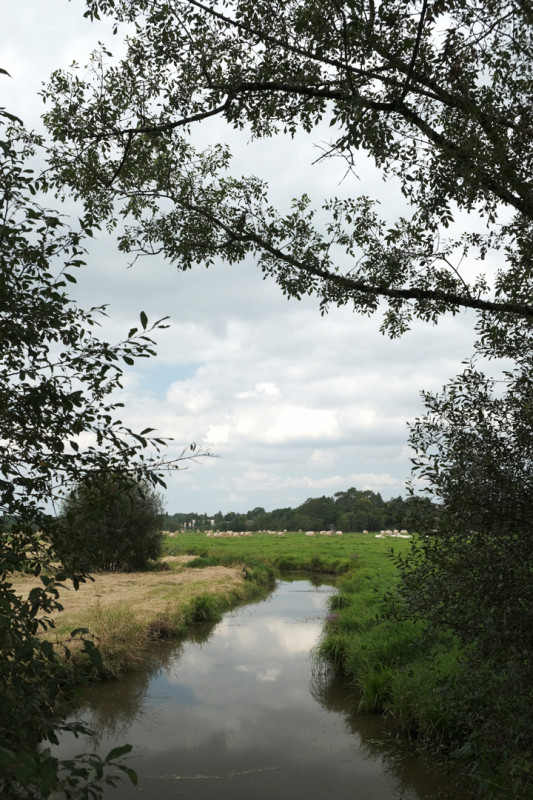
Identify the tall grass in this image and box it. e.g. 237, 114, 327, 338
315, 546, 465, 744
44, 556, 276, 680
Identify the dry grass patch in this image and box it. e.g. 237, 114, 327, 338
13, 563, 245, 633
10, 562, 247, 677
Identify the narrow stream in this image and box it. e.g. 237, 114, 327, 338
57, 577, 473, 799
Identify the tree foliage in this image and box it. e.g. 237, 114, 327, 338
162, 488, 410, 532
41, 0, 533, 339
403, 358, 533, 661
56, 476, 164, 572
397, 353, 533, 795
0, 108, 200, 796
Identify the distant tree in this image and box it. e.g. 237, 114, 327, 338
222, 511, 247, 532
55, 475, 164, 572
297, 495, 336, 530
383, 495, 408, 528
160, 511, 211, 531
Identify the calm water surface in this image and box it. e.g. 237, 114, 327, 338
58, 577, 472, 799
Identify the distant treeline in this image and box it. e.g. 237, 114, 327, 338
161, 487, 417, 533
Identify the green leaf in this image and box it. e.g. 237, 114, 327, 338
118, 765, 138, 785
105, 744, 133, 763
140, 310, 148, 330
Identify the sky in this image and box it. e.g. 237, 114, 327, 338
3, 1, 485, 515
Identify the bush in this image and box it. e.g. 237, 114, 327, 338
54, 475, 164, 572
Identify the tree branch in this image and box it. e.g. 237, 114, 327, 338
118, 96, 234, 136
400, 0, 429, 102
177, 198, 533, 319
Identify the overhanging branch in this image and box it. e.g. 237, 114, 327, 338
178, 199, 533, 319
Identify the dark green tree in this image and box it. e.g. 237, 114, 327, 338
396, 351, 533, 794
56, 476, 164, 572
402, 358, 533, 659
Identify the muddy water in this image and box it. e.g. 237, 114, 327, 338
58, 577, 473, 799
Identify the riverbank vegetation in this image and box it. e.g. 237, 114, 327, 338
165, 531, 532, 799
319, 556, 532, 800
11, 555, 274, 680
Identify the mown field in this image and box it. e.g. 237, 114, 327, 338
11, 553, 274, 678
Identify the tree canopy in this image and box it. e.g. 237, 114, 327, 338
161, 487, 410, 532
41, 0, 533, 342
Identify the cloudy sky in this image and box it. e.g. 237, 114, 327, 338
3, 1, 483, 515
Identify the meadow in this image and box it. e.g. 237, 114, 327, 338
162, 528, 406, 573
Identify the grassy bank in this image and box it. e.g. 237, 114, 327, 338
311, 536, 531, 800
12, 555, 274, 679
315, 549, 462, 736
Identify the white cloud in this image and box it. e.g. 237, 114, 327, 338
256, 668, 281, 683
2, 4, 486, 515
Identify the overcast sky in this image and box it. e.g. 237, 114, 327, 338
3, 1, 484, 515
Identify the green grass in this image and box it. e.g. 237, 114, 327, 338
163, 529, 395, 574
313, 539, 464, 743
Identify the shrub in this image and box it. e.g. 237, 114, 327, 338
54, 475, 164, 572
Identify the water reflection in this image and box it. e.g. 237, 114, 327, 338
310, 664, 469, 800
59, 579, 473, 800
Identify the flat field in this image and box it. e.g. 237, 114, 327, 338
162, 529, 412, 576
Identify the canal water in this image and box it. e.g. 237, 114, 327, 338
57, 577, 473, 799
